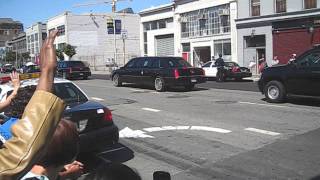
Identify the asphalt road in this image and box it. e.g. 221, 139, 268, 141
74, 79, 320, 180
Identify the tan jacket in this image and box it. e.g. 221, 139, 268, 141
0, 91, 65, 180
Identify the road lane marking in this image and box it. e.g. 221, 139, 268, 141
91, 97, 105, 101
119, 127, 154, 138
142, 108, 161, 112
239, 101, 286, 108
190, 126, 232, 133
143, 127, 165, 132
245, 128, 281, 136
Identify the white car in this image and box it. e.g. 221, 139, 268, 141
202, 61, 218, 78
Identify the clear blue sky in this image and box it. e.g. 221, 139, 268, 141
0, 0, 171, 29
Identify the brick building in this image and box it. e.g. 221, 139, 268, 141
236, 0, 320, 74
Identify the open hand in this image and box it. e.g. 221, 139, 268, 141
10, 71, 20, 91
40, 30, 58, 72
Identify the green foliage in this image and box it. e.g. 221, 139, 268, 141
21, 52, 30, 60
5, 51, 16, 62
56, 49, 64, 60
63, 44, 76, 58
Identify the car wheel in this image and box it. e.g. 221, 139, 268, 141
264, 80, 286, 103
112, 74, 122, 87
185, 84, 195, 91
154, 77, 165, 92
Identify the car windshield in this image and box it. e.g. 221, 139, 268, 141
67, 61, 86, 67
53, 83, 88, 103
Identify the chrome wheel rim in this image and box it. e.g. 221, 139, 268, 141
113, 75, 119, 85
267, 85, 279, 100
155, 78, 163, 91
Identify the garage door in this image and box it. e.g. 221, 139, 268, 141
156, 34, 174, 56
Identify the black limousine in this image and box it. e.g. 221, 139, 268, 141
111, 57, 206, 91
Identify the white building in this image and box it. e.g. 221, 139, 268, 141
139, 0, 238, 67
47, 11, 140, 70
26, 22, 47, 63
237, 0, 320, 74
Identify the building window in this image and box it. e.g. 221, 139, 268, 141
158, 20, 166, 29
57, 25, 65, 36
42, 33, 47, 41
180, 4, 230, 38
251, 0, 260, 16
275, 0, 286, 13
214, 40, 231, 57
305, 0, 317, 9
35, 33, 39, 41
31, 34, 34, 42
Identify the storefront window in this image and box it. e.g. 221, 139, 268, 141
275, 0, 286, 13
214, 40, 231, 57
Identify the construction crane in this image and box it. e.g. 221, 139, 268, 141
73, 0, 132, 13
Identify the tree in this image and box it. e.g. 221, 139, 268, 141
56, 49, 64, 60
63, 44, 76, 59
4, 51, 16, 63
22, 52, 30, 60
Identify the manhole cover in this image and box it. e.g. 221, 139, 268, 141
214, 100, 237, 104
167, 95, 190, 99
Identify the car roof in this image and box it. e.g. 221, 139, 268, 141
0, 78, 73, 100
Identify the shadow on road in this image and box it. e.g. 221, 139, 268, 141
261, 97, 320, 107
77, 143, 135, 173
206, 77, 254, 83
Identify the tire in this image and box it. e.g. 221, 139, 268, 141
264, 80, 286, 103
185, 84, 195, 91
112, 74, 122, 87
154, 77, 166, 92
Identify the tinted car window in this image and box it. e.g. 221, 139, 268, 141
53, 83, 88, 103
135, 58, 146, 68
225, 62, 239, 67
66, 61, 86, 67
297, 52, 320, 68
126, 59, 136, 68
151, 59, 160, 68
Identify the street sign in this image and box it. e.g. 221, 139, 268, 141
121, 29, 128, 39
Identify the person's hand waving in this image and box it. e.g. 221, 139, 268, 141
37, 30, 58, 92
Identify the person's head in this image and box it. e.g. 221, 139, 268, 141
5, 85, 37, 118
219, 54, 222, 58
38, 119, 79, 168
85, 162, 141, 180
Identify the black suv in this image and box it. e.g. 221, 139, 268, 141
111, 57, 206, 91
57, 61, 91, 80
258, 47, 320, 103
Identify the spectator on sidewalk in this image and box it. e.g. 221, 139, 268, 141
272, 56, 279, 66
215, 54, 225, 82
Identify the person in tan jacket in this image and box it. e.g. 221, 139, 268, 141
0, 30, 66, 180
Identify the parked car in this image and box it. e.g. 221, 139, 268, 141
258, 47, 320, 103
202, 61, 252, 80
57, 60, 91, 79
111, 57, 206, 91
1, 64, 14, 73
20, 65, 41, 74
0, 77, 119, 152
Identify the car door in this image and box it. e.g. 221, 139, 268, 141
140, 58, 158, 86
287, 51, 320, 96
131, 58, 145, 84
121, 59, 136, 83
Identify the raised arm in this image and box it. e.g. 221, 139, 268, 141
0, 30, 66, 179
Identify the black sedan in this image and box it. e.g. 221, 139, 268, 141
223, 62, 252, 81
57, 60, 91, 80
111, 57, 206, 91
0, 77, 119, 152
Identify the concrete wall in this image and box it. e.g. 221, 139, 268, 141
47, 12, 140, 70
